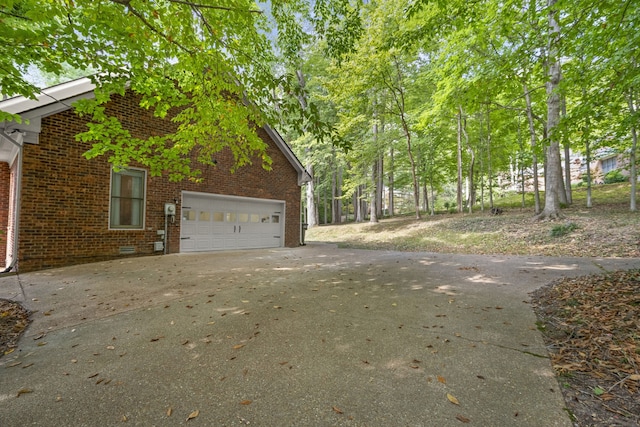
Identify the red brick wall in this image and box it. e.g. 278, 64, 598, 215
17, 92, 302, 272
0, 162, 9, 266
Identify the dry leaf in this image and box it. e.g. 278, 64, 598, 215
437, 375, 446, 384
232, 344, 245, 350
332, 406, 344, 414
187, 410, 199, 421
16, 388, 33, 397
629, 374, 640, 381
456, 414, 471, 423
447, 393, 460, 405
239, 400, 252, 405
166, 407, 172, 417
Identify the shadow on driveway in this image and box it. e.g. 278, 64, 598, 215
2, 243, 639, 426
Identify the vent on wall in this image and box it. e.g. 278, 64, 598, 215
119, 246, 135, 255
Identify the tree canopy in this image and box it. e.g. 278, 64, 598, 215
1, 0, 348, 180
2, 0, 639, 216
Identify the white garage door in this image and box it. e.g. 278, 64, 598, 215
180, 192, 285, 252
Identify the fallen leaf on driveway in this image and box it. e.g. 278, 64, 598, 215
239, 400, 252, 405
233, 344, 245, 350
187, 410, 199, 421
332, 406, 344, 414
456, 414, 471, 423
437, 375, 446, 384
16, 388, 33, 397
447, 393, 460, 405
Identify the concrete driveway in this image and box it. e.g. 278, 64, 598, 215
1, 243, 639, 426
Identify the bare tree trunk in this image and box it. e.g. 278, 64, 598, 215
486, 105, 493, 209
335, 166, 343, 223
627, 89, 638, 212
536, 0, 564, 220
585, 137, 593, 208
323, 179, 327, 224
377, 154, 383, 218
389, 147, 394, 216
354, 187, 362, 222
562, 97, 572, 204
384, 59, 419, 219
306, 162, 317, 227
463, 115, 475, 213
377, 117, 385, 219
370, 161, 379, 224
296, 70, 318, 227
457, 107, 464, 213
524, 83, 541, 214
370, 105, 380, 224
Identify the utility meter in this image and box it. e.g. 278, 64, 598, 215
164, 203, 176, 216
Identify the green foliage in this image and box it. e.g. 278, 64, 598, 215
1, 0, 347, 180
603, 170, 627, 184
550, 222, 578, 238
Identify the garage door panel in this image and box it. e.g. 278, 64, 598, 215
180, 193, 284, 252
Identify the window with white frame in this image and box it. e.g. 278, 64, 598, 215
110, 169, 146, 229
601, 157, 617, 174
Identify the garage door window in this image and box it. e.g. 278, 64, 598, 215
110, 169, 146, 229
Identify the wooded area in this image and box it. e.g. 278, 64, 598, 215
286, 0, 639, 226
2, 0, 638, 223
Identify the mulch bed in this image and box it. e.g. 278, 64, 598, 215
531, 270, 640, 426
0, 299, 31, 358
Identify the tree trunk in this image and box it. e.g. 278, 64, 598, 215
306, 162, 317, 227
389, 147, 394, 216
296, 69, 318, 227
463, 115, 475, 213
524, 83, 541, 214
370, 106, 380, 224
376, 155, 384, 218
486, 105, 494, 209
627, 89, 638, 212
585, 136, 592, 208
562, 97, 572, 204
354, 186, 362, 222
536, 0, 563, 220
335, 166, 343, 223
370, 160, 379, 223
457, 107, 464, 213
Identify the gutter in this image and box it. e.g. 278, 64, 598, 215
0, 130, 23, 273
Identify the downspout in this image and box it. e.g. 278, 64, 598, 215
1, 131, 24, 273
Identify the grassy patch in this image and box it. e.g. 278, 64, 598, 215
306, 183, 640, 258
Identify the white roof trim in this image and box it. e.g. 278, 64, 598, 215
1, 78, 96, 115
263, 125, 312, 185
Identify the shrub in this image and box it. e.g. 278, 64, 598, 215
550, 222, 579, 238
604, 170, 627, 184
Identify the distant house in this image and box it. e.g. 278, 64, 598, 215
0, 78, 310, 272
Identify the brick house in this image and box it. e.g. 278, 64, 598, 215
0, 78, 310, 272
